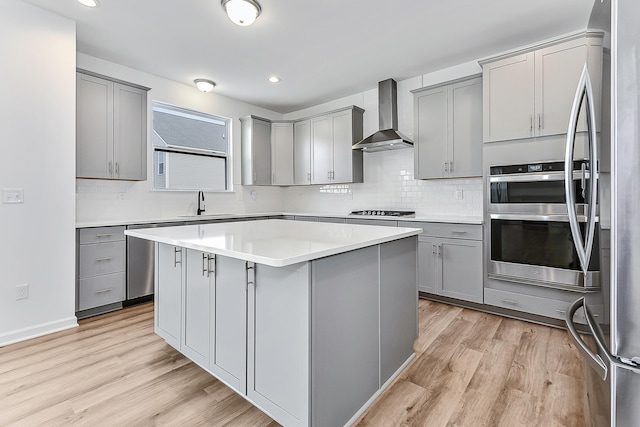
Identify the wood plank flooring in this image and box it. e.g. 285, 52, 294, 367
0, 299, 585, 426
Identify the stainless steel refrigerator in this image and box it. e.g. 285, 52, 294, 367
565, 0, 640, 425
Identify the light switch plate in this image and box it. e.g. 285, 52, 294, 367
455, 190, 464, 200
2, 189, 24, 204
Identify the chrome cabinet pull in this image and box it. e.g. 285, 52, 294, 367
451, 230, 467, 235
501, 299, 519, 305
207, 255, 215, 278
438, 244, 442, 257
96, 288, 114, 294
432, 244, 436, 255
173, 247, 181, 267
307, 172, 311, 182
115, 162, 119, 175
95, 257, 113, 262
538, 113, 542, 130
530, 115, 533, 131
449, 161, 453, 172
444, 162, 449, 172
95, 234, 113, 238
202, 253, 207, 277
246, 261, 255, 291
108, 161, 113, 175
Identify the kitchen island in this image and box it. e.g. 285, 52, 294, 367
125, 219, 421, 427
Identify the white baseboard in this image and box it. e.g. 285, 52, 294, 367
0, 317, 78, 347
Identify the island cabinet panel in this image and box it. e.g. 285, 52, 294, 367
182, 249, 212, 369
379, 238, 418, 385
155, 243, 183, 350
311, 245, 380, 427
210, 256, 247, 393
247, 262, 310, 427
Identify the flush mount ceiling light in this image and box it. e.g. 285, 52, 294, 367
77, 0, 100, 7
194, 79, 216, 92
221, 0, 261, 26
268, 76, 281, 83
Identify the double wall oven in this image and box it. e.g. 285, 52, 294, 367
488, 159, 600, 291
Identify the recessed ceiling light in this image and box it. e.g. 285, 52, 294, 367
194, 79, 216, 93
77, 0, 101, 7
268, 76, 281, 84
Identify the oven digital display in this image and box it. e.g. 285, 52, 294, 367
528, 164, 543, 172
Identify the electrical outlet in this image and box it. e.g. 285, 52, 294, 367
2, 189, 24, 204
455, 190, 464, 200
16, 284, 29, 300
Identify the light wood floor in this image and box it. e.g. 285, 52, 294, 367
0, 299, 585, 426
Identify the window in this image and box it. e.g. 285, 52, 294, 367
153, 102, 230, 191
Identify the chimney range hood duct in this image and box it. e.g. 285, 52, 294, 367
352, 78, 413, 152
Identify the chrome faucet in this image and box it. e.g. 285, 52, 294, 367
197, 190, 206, 215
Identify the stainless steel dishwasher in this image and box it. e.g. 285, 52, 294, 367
126, 222, 184, 300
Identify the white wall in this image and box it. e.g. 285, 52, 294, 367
0, 1, 77, 345
76, 54, 286, 224
282, 61, 484, 217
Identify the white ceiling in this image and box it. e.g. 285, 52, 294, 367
22, 0, 594, 113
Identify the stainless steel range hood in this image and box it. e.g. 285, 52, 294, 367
352, 78, 413, 152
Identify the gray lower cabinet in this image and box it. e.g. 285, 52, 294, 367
156, 243, 183, 350
77, 226, 126, 315
211, 256, 247, 393
400, 221, 483, 304
76, 72, 148, 181
182, 249, 212, 368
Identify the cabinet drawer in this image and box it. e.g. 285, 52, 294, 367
398, 221, 482, 240
79, 241, 125, 278
484, 288, 603, 325
79, 226, 125, 244
78, 272, 126, 311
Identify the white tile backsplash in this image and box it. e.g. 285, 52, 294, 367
283, 149, 483, 217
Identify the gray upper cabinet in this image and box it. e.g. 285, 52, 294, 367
311, 107, 364, 185
413, 76, 482, 179
293, 119, 312, 185
240, 116, 272, 185
481, 32, 603, 143
271, 122, 294, 185
76, 72, 148, 181
243, 106, 363, 186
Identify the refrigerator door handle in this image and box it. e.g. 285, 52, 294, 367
565, 65, 599, 275
566, 297, 609, 380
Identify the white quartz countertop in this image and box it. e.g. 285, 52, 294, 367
124, 219, 422, 267
77, 212, 482, 228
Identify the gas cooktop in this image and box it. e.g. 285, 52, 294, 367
350, 210, 415, 217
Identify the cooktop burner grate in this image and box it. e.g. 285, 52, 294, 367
350, 210, 415, 217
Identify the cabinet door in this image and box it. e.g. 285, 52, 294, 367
248, 262, 310, 427
417, 237, 438, 294
482, 52, 535, 142
330, 110, 353, 183
438, 238, 483, 303
211, 256, 247, 393
252, 119, 272, 185
76, 73, 114, 179
414, 86, 447, 179
311, 115, 332, 184
271, 122, 294, 185
113, 83, 147, 181
449, 78, 482, 178
156, 243, 183, 349
182, 249, 211, 368
535, 39, 588, 136
293, 120, 312, 185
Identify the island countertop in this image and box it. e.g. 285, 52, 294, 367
124, 219, 421, 267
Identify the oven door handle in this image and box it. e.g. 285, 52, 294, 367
565, 64, 598, 276
489, 171, 590, 183
489, 213, 595, 222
